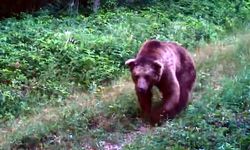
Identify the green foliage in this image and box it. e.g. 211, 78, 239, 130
220, 69, 250, 111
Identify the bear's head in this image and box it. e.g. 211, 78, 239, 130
125, 58, 164, 93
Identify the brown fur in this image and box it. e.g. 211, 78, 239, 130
125, 40, 196, 125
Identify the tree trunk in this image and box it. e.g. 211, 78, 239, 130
93, 0, 100, 13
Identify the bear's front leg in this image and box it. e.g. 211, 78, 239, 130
136, 90, 152, 120
162, 82, 180, 118
151, 74, 180, 124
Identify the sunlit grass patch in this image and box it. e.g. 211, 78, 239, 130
0, 76, 141, 149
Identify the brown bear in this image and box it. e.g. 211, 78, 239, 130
125, 40, 196, 125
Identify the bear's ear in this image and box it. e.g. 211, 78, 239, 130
153, 60, 164, 80
125, 59, 136, 69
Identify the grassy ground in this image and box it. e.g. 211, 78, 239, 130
0, 32, 249, 149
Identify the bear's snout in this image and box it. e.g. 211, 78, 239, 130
136, 78, 148, 93
137, 87, 147, 93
